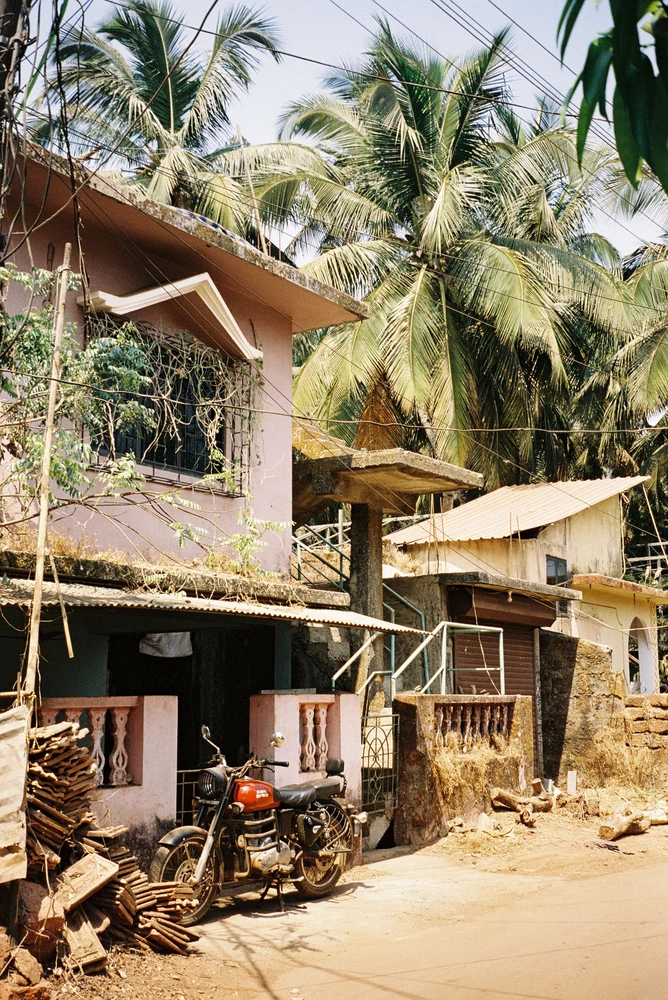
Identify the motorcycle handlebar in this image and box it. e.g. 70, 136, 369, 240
272, 760, 290, 767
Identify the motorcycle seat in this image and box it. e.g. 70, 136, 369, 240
310, 776, 343, 799
273, 783, 318, 808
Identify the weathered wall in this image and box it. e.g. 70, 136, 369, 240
557, 583, 659, 692
539, 630, 625, 784
382, 576, 444, 690
398, 495, 623, 583
5, 197, 294, 574
393, 694, 534, 846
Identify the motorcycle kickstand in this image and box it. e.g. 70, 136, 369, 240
276, 878, 285, 913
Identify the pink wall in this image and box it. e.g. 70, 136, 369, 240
5, 201, 294, 574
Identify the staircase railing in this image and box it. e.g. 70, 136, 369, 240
292, 524, 430, 685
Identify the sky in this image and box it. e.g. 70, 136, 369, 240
82, 0, 662, 255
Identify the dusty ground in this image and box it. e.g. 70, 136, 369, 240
49, 791, 668, 1000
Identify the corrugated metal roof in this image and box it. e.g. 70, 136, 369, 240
385, 476, 648, 545
0, 579, 424, 636
0, 705, 28, 883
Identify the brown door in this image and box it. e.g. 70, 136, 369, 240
453, 620, 535, 696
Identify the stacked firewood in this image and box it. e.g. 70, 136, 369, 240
26, 721, 98, 869
20, 721, 199, 974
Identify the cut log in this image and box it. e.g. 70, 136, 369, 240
490, 787, 553, 814
598, 811, 652, 841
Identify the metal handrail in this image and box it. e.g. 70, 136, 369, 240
292, 534, 347, 589
330, 631, 381, 691
382, 583, 429, 687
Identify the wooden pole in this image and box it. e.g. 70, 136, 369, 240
21, 243, 72, 701
237, 125, 268, 256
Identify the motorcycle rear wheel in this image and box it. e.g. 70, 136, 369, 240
149, 836, 219, 926
295, 802, 352, 899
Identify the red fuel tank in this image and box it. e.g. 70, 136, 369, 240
233, 779, 280, 812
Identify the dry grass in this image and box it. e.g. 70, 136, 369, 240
581, 728, 662, 790
432, 732, 520, 804
382, 540, 422, 576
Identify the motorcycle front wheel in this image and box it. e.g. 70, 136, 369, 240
295, 801, 353, 899
149, 835, 219, 926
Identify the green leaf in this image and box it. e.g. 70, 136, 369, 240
613, 86, 643, 186
577, 36, 613, 161
654, 13, 668, 82
649, 77, 668, 193
558, 0, 588, 60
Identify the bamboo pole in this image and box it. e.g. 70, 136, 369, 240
21, 243, 72, 701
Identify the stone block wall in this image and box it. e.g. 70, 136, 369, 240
625, 694, 668, 749
540, 630, 625, 784
393, 694, 534, 846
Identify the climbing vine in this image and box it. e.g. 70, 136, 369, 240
0, 265, 283, 572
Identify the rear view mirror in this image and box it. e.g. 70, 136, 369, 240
201, 725, 211, 741
270, 731, 285, 748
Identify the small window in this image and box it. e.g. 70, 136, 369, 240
546, 555, 568, 586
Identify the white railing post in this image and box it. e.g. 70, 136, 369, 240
109, 707, 130, 786
88, 708, 107, 786
300, 703, 317, 771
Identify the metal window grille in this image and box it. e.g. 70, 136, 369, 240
176, 768, 201, 826
361, 713, 399, 814
98, 367, 252, 495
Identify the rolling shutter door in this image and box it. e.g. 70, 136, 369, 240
453, 620, 535, 697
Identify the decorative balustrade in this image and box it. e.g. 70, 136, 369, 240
434, 695, 515, 747
39, 697, 139, 787
299, 701, 331, 772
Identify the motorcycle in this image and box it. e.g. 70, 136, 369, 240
149, 725, 368, 924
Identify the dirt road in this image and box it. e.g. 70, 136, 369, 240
195, 819, 668, 1000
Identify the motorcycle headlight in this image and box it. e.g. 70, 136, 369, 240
198, 767, 225, 798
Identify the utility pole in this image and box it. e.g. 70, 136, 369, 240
22, 242, 72, 703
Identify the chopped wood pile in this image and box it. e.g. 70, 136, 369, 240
4, 720, 199, 985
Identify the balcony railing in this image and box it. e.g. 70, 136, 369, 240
299, 700, 332, 772
38, 697, 139, 787
434, 695, 516, 747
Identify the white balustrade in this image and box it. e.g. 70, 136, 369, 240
38, 697, 138, 786
299, 701, 330, 772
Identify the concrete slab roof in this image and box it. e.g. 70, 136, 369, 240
571, 574, 668, 603
19, 151, 368, 332
293, 447, 482, 523
0, 548, 349, 608
436, 571, 582, 602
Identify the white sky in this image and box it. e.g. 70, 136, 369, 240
83, 0, 663, 255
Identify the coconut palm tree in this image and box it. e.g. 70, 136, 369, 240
245, 23, 632, 485
39, 0, 279, 230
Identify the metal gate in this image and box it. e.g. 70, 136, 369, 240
176, 768, 200, 826
361, 713, 399, 814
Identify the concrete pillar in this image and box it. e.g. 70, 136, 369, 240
274, 622, 292, 689
349, 503, 384, 696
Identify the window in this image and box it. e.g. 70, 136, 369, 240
546, 555, 570, 618
546, 555, 568, 586
100, 374, 250, 495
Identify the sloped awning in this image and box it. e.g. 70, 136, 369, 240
79, 272, 262, 361
0, 579, 424, 636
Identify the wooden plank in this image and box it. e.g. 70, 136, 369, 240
53, 853, 119, 913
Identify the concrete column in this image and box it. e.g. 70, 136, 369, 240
274, 622, 292, 689
349, 504, 384, 695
